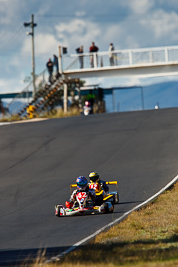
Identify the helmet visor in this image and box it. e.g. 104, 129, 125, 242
90, 175, 99, 182
77, 181, 87, 189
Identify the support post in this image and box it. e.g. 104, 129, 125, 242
64, 83, 68, 113
31, 14, 36, 98
77, 85, 82, 114
24, 14, 37, 99
141, 86, 144, 110
112, 89, 116, 112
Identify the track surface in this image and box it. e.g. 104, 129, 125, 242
0, 108, 178, 265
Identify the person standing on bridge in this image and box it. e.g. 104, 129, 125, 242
108, 43, 115, 66
76, 45, 84, 68
89, 42, 99, 67
53, 54, 59, 79
46, 58, 53, 84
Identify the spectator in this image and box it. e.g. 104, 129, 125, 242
76, 45, 84, 68
108, 43, 114, 66
89, 42, 99, 67
53, 54, 59, 78
46, 58, 53, 83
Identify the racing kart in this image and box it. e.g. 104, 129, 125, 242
83, 105, 92, 116
83, 101, 93, 116
55, 181, 119, 217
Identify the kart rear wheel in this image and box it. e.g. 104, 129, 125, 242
114, 192, 119, 204
103, 202, 109, 213
104, 202, 114, 213
55, 205, 60, 217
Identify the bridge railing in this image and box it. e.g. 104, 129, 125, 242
63, 46, 178, 71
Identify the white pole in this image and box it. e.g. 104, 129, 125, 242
64, 83, 68, 113
31, 14, 36, 98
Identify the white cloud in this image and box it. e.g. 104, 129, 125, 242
35, 33, 59, 54
0, 0, 26, 25
55, 19, 101, 52
75, 11, 86, 17
54, 19, 129, 52
0, 80, 6, 87
147, 10, 178, 40
0, 75, 26, 93
126, 0, 154, 14
37, 4, 51, 16
1, 0, 178, 98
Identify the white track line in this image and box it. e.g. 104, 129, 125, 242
45, 175, 178, 264
0, 118, 47, 126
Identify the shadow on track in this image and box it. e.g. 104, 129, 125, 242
119, 201, 142, 205
0, 247, 69, 266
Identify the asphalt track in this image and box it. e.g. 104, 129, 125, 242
0, 108, 178, 265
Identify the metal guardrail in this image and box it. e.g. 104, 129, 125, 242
62, 45, 178, 71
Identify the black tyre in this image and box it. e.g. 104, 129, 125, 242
103, 202, 109, 213
55, 205, 60, 217
114, 192, 119, 204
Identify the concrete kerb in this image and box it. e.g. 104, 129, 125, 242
44, 174, 178, 264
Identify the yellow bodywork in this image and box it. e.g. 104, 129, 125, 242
70, 181, 117, 188
70, 181, 118, 196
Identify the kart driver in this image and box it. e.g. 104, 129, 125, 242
65, 176, 96, 208
89, 172, 109, 206
89, 172, 109, 193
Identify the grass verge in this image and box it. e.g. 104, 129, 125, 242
0, 108, 81, 123
46, 181, 178, 267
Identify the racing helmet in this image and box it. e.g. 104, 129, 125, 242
85, 101, 91, 106
76, 176, 88, 190
89, 172, 100, 182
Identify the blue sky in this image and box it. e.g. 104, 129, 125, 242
1, 0, 178, 111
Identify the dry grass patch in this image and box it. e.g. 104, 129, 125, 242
0, 114, 23, 122
0, 108, 81, 123
95, 184, 178, 244
51, 107, 80, 118
32, 107, 80, 119
58, 182, 178, 266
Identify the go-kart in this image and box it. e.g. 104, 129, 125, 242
83, 101, 93, 116
55, 181, 119, 217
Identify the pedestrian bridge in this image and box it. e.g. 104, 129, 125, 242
61, 45, 178, 79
